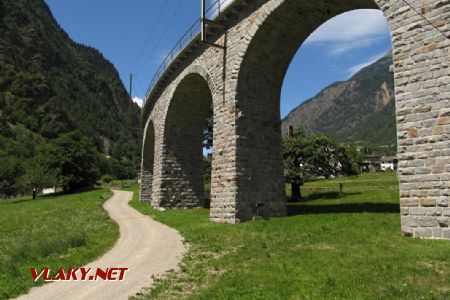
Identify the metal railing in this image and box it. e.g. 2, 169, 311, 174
144, 0, 232, 102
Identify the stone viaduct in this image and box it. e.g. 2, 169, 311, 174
140, 0, 450, 239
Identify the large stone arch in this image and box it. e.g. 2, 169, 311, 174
141, 0, 449, 239
228, 0, 383, 221
224, 0, 449, 238
155, 70, 214, 208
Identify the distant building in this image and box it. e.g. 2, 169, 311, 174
380, 156, 398, 171
361, 155, 397, 172
42, 187, 63, 195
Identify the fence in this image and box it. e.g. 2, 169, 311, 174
145, 0, 233, 101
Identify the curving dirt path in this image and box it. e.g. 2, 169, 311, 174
16, 190, 186, 300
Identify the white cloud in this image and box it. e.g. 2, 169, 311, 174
346, 51, 387, 77
327, 37, 382, 56
305, 9, 390, 56
133, 96, 144, 108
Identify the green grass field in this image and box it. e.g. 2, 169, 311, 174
0, 189, 118, 299
285, 172, 399, 197
130, 173, 450, 299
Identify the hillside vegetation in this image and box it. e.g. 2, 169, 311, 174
0, 0, 141, 192
282, 52, 396, 155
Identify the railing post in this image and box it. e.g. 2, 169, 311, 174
201, 0, 206, 42
146, 0, 225, 101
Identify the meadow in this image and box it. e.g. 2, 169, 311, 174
130, 172, 450, 299
1, 174, 448, 299
0, 189, 118, 299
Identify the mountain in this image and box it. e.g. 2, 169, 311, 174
0, 0, 141, 176
282, 52, 396, 155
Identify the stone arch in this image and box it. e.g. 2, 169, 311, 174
224, 0, 449, 239
162, 65, 219, 118
140, 119, 155, 203
235, 1, 385, 92
158, 70, 214, 208
142, 0, 449, 238
231, 0, 385, 221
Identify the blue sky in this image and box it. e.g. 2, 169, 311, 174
44, 1, 392, 118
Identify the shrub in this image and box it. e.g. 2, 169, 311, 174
101, 174, 113, 184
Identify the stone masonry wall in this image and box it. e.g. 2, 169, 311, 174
140, 121, 155, 203
158, 74, 212, 208
140, 0, 450, 238
392, 0, 450, 239
140, 170, 152, 202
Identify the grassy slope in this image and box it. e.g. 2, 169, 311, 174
0, 189, 118, 299
130, 173, 450, 300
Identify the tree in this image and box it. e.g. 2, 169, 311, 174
19, 159, 57, 199
0, 155, 24, 199
283, 128, 359, 201
203, 153, 212, 182
203, 106, 213, 149
36, 131, 100, 192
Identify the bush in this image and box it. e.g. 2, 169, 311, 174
101, 174, 113, 184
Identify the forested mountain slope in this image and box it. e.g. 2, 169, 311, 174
0, 0, 141, 184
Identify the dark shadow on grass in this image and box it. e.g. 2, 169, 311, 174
287, 191, 362, 203
4, 196, 57, 205
287, 202, 400, 216
303, 191, 361, 202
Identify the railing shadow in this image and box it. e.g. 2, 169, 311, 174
286, 191, 400, 215
301, 191, 354, 201
287, 203, 400, 216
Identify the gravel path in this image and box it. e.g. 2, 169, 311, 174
16, 190, 186, 300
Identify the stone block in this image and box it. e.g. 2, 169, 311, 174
432, 228, 443, 238
437, 217, 449, 227
443, 229, 450, 239
418, 216, 438, 227
437, 198, 449, 207
420, 198, 436, 206
402, 227, 414, 237
415, 228, 433, 238
426, 208, 441, 216
401, 216, 418, 227
410, 207, 427, 215
400, 198, 419, 206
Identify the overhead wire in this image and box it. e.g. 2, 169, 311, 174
135, 76, 147, 100
130, 0, 169, 73
401, 0, 449, 40
135, 0, 183, 75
